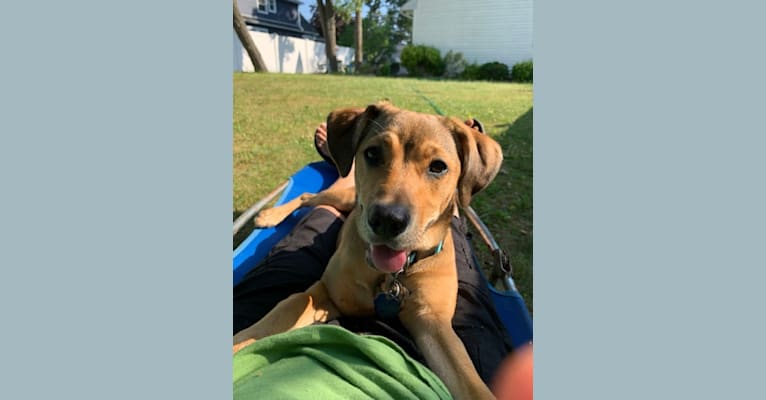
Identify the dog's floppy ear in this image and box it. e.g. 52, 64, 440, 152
325, 104, 384, 177
450, 117, 504, 207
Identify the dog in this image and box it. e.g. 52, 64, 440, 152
233, 102, 503, 399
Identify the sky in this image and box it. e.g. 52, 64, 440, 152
298, 2, 311, 18
298, 2, 312, 19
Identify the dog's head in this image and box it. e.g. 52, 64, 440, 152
326, 102, 503, 272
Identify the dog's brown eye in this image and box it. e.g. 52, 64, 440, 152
363, 146, 383, 166
428, 160, 448, 176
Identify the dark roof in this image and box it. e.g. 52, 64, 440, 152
237, 0, 321, 40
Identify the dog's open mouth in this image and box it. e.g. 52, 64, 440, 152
367, 244, 408, 273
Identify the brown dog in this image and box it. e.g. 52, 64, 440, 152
233, 102, 503, 400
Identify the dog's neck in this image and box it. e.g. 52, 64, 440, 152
397, 197, 457, 272
371, 234, 449, 320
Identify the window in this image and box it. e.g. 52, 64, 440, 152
256, 0, 276, 14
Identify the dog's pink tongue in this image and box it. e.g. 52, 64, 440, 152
370, 245, 407, 273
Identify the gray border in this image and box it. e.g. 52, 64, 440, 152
1, 1, 232, 398
536, 1, 766, 398
3, 0, 766, 398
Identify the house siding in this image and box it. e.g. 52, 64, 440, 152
409, 0, 532, 68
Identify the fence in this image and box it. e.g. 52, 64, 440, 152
234, 30, 354, 73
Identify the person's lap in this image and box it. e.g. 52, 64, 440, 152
233, 207, 514, 384
234, 208, 343, 332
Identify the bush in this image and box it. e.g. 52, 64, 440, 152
458, 61, 510, 81
478, 61, 510, 81
378, 63, 391, 77
460, 63, 482, 81
511, 60, 533, 82
442, 51, 468, 79
401, 45, 445, 77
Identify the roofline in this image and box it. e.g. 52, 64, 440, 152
244, 17, 320, 37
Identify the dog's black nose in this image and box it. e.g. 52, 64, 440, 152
368, 204, 410, 238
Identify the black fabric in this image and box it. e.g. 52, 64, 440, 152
233, 208, 343, 333
233, 207, 514, 385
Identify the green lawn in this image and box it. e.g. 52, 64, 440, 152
233, 73, 532, 314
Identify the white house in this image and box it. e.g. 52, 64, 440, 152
402, 0, 532, 68
234, 0, 354, 73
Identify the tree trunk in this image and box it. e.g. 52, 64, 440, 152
316, 0, 338, 73
233, 0, 268, 72
354, 3, 362, 72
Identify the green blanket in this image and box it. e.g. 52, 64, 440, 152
233, 324, 452, 400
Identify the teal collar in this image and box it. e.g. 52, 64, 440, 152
404, 239, 444, 271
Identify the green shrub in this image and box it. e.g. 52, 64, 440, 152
478, 61, 510, 81
511, 60, 533, 82
401, 45, 445, 77
460, 63, 482, 81
378, 63, 391, 77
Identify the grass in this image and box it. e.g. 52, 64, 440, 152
233, 73, 533, 314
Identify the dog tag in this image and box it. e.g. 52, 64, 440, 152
374, 292, 401, 319
374, 280, 403, 319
